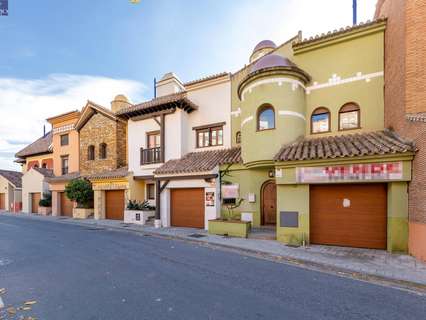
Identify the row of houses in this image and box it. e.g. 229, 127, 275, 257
2, 0, 425, 262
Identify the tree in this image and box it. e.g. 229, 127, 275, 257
65, 179, 94, 208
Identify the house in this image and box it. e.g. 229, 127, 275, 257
117, 72, 233, 229
0, 170, 23, 212
45, 110, 81, 217
15, 131, 54, 213
375, 0, 426, 260
75, 96, 144, 220
219, 18, 414, 253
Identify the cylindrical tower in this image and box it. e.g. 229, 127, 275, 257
238, 53, 310, 164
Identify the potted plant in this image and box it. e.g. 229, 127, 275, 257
124, 200, 156, 225
38, 192, 52, 216
65, 178, 94, 219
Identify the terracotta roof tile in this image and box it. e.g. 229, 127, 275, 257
33, 167, 54, 178
86, 167, 129, 180
117, 92, 198, 118
46, 172, 80, 183
184, 72, 230, 87
292, 18, 386, 48
274, 131, 415, 162
154, 147, 242, 175
15, 132, 52, 158
0, 170, 23, 188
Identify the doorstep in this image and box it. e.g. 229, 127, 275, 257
2, 212, 426, 288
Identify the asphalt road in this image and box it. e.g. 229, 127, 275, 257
0, 215, 425, 320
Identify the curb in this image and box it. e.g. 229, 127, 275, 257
2, 212, 426, 294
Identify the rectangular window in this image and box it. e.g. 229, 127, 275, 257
147, 131, 160, 148
196, 126, 224, 148
147, 183, 155, 200
61, 156, 69, 175
60, 134, 69, 146
312, 113, 330, 133
339, 111, 359, 130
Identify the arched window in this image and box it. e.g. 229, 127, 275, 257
257, 105, 275, 131
236, 131, 241, 144
42, 163, 47, 169
88, 145, 95, 161
339, 103, 360, 130
99, 143, 107, 159
311, 107, 330, 133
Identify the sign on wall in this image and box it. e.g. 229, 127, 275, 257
221, 184, 239, 199
205, 192, 215, 207
296, 162, 403, 183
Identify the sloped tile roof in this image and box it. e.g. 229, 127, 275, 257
116, 92, 198, 119
0, 170, 23, 188
274, 131, 415, 162
154, 147, 242, 175
15, 132, 52, 158
86, 167, 129, 180
46, 172, 80, 183
33, 167, 54, 178
184, 72, 230, 86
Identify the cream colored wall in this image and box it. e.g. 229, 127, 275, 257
0, 176, 12, 210
22, 169, 49, 213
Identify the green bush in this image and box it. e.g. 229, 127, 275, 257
65, 179, 94, 209
127, 200, 155, 211
39, 192, 52, 207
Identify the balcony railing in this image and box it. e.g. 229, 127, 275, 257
140, 147, 161, 165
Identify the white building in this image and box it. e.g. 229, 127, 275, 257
118, 72, 239, 229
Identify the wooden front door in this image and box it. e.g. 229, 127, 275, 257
31, 193, 41, 213
171, 188, 204, 228
105, 190, 125, 220
310, 184, 387, 249
0, 193, 5, 210
262, 181, 277, 225
60, 192, 74, 217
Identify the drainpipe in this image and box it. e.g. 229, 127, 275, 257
154, 180, 161, 228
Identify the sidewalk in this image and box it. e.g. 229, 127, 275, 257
3, 212, 426, 289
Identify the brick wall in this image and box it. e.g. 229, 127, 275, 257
79, 113, 127, 176
376, 0, 426, 225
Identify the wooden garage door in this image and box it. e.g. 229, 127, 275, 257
31, 193, 41, 214
105, 190, 125, 220
171, 188, 204, 228
0, 193, 5, 210
310, 184, 387, 250
60, 192, 74, 217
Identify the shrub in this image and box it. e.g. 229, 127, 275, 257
39, 192, 52, 207
127, 200, 155, 211
65, 178, 94, 209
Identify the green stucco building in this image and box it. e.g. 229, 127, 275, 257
222, 19, 415, 252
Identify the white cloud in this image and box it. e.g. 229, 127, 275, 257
0, 74, 147, 171
214, 0, 377, 72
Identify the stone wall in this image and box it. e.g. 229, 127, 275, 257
79, 113, 127, 175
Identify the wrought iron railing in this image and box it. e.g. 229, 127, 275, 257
140, 147, 161, 165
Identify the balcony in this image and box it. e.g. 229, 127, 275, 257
140, 147, 162, 165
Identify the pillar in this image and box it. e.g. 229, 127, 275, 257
387, 182, 409, 253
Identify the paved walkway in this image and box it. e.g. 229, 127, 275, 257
3, 212, 426, 288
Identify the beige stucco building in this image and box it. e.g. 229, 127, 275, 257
0, 170, 23, 212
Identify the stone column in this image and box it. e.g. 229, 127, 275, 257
51, 191, 60, 217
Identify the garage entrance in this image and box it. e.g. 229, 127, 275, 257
105, 190, 125, 220
310, 184, 387, 249
171, 188, 204, 228
60, 192, 74, 217
31, 192, 41, 214
0, 193, 5, 210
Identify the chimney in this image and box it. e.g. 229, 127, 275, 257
353, 0, 357, 25
155, 72, 185, 98
111, 94, 131, 113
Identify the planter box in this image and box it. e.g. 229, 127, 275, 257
124, 210, 155, 225
208, 219, 251, 238
38, 207, 52, 216
73, 208, 94, 219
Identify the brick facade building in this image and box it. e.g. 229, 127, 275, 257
375, 0, 426, 261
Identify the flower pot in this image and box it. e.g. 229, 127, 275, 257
124, 210, 155, 225
73, 208, 94, 219
208, 219, 251, 238
38, 207, 52, 216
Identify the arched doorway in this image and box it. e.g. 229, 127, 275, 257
261, 180, 277, 225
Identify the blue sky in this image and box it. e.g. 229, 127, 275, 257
0, 0, 376, 170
